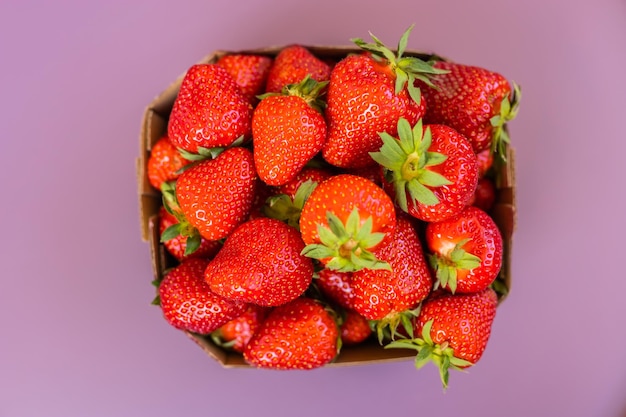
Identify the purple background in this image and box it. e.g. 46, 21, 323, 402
1, 0, 625, 416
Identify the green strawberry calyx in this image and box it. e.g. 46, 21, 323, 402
257, 75, 329, 114
428, 238, 482, 294
385, 319, 473, 389
301, 207, 391, 272
370, 117, 452, 211
263, 180, 318, 230
489, 82, 522, 162
351, 24, 449, 105
159, 181, 202, 256
176, 135, 247, 164
372, 305, 421, 345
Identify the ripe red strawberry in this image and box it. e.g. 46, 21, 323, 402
262, 179, 318, 230
252, 76, 328, 186
206, 217, 314, 306
476, 149, 494, 178
147, 135, 193, 190
417, 61, 521, 158
322, 26, 445, 169
386, 288, 498, 388
300, 174, 396, 271
276, 166, 334, 199
211, 305, 270, 353
158, 207, 222, 261
168, 64, 253, 154
157, 258, 248, 334
175, 147, 258, 241
216, 53, 273, 104
265, 45, 331, 93
468, 177, 496, 212
340, 309, 372, 345
316, 269, 355, 310
351, 215, 432, 338
343, 164, 384, 186
244, 297, 339, 369
425, 206, 503, 294
247, 179, 276, 221
373, 118, 478, 223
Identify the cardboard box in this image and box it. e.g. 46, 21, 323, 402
136, 46, 516, 367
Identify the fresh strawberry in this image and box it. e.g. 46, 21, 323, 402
373, 118, 478, 223
211, 305, 270, 353
300, 174, 396, 271
252, 76, 328, 186
244, 297, 339, 369
247, 179, 276, 221
468, 177, 496, 212
316, 269, 355, 310
417, 61, 521, 159
425, 206, 503, 294
168, 64, 253, 154
476, 149, 494, 178
322, 26, 445, 168
351, 215, 432, 339
157, 258, 248, 335
265, 45, 331, 93
147, 135, 193, 190
343, 164, 384, 186
276, 166, 334, 199
175, 147, 258, 241
262, 180, 317, 230
206, 217, 314, 306
386, 288, 498, 388
216, 53, 273, 104
340, 309, 372, 345
158, 207, 222, 261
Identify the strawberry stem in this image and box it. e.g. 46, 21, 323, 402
490, 82, 521, 162
384, 319, 473, 390
370, 118, 452, 212
301, 208, 391, 272
351, 25, 449, 104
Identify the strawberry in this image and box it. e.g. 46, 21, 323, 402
216, 53, 273, 104
468, 177, 496, 212
322, 26, 445, 169
175, 147, 258, 241
262, 167, 333, 229
276, 166, 334, 199
147, 135, 193, 190
386, 288, 498, 388
265, 45, 331, 93
300, 174, 396, 272
425, 206, 503, 294
373, 118, 478, 223
316, 269, 355, 310
417, 61, 521, 159
158, 207, 222, 261
211, 305, 270, 353
262, 180, 317, 230
243, 297, 339, 369
247, 179, 276, 221
340, 309, 372, 345
476, 149, 494, 178
351, 215, 432, 339
252, 76, 328, 186
157, 258, 248, 334
206, 217, 314, 306
168, 64, 253, 154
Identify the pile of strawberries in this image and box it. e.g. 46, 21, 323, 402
146, 25, 520, 388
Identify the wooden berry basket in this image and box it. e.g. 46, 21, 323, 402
136, 45, 516, 368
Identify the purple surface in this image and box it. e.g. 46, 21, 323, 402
1, 0, 625, 416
